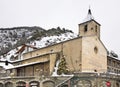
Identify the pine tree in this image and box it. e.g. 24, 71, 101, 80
57, 57, 68, 75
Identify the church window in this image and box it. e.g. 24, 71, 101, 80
95, 25, 97, 32
94, 69, 97, 72
95, 29, 97, 32
84, 25, 88, 32
91, 27, 93, 30
94, 46, 98, 54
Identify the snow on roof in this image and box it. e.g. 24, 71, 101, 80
0, 48, 17, 61
0, 62, 14, 69
107, 55, 120, 61
16, 44, 38, 54
82, 9, 94, 23
7, 60, 49, 69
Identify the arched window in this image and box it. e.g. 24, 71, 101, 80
43, 80, 55, 87
5, 82, 13, 87
0, 83, 3, 87
16, 81, 26, 87
77, 80, 92, 87
29, 81, 39, 87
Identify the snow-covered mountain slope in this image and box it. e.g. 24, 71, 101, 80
0, 32, 78, 63
0, 26, 44, 55
0, 26, 74, 55
32, 32, 77, 48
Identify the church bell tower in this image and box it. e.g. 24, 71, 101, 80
78, 9, 101, 39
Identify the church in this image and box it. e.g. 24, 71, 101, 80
0, 9, 120, 87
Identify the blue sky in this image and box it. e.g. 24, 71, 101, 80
0, 0, 120, 56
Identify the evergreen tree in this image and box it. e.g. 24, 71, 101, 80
57, 57, 68, 75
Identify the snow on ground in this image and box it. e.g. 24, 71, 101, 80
52, 60, 74, 77
52, 60, 60, 76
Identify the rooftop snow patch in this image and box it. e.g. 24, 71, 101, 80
82, 9, 94, 23
82, 12, 94, 23
0, 62, 14, 69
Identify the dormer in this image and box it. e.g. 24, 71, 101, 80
78, 9, 101, 39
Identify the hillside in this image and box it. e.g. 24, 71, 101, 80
0, 26, 77, 62
0, 26, 44, 55
0, 26, 74, 55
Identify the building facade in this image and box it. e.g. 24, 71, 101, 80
0, 9, 120, 87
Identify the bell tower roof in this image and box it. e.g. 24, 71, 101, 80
82, 8, 94, 23
79, 8, 100, 26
